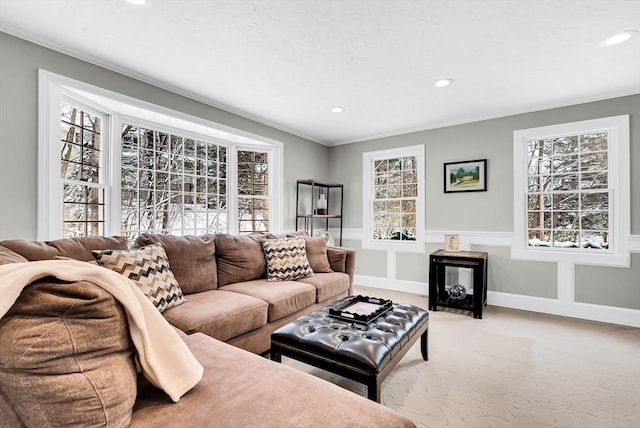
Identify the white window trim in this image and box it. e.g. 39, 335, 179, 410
235, 144, 283, 234
512, 115, 630, 267
38, 69, 283, 240
362, 145, 426, 253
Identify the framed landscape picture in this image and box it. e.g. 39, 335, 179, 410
444, 159, 487, 193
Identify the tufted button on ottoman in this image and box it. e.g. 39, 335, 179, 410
270, 298, 429, 402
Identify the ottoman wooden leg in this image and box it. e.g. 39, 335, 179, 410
270, 348, 282, 363
366, 377, 382, 403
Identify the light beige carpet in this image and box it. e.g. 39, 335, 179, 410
281, 286, 640, 428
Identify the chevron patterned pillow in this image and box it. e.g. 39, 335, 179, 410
262, 237, 313, 282
93, 244, 185, 313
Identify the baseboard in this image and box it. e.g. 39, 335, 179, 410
354, 275, 640, 327
487, 291, 640, 327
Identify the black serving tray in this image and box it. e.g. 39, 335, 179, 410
328, 295, 393, 324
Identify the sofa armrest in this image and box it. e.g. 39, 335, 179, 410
326, 246, 356, 294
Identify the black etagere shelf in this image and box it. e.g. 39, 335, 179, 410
295, 179, 343, 246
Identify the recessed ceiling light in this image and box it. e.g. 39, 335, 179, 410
124, 0, 148, 6
331, 107, 345, 113
600, 30, 638, 47
434, 78, 454, 88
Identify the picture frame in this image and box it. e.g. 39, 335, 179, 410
444, 159, 487, 193
444, 234, 460, 252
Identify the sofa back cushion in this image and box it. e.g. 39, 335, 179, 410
215, 233, 268, 287
0, 239, 58, 260
327, 246, 347, 273
0, 245, 28, 265
0, 236, 128, 262
303, 237, 334, 273
49, 236, 130, 261
0, 279, 137, 427
135, 234, 217, 294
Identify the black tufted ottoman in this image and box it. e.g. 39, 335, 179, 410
270, 297, 429, 402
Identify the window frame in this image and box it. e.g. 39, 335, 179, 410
236, 148, 272, 234
512, 115, 630, 267
59, 99, 110, 238
38, 69, 283, 240
362, 145, 425, 252
114, 115, 232, 237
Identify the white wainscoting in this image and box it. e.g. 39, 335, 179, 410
342, 228, 640, 327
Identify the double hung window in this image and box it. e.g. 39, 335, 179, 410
119, 124, 228, 239
60, 102, 107, 238
237, 150, 269, 234
513, 115, 630, 266
362, 145, 425, 251
39, 70, 281, 240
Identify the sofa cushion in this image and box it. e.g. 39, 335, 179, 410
0, 236, 128, 262
298, 272, 351, 303
304, 236, 333, 273
221, 279, 317, 322
93, 244, 185, 313
215, 233, 269, 287
130, 333, 416, 428
0, 388, 22, 427
135, 234, 217, 294
327, 246, 348, 273
162, 290, 268, 341
0, 239, 59, 260
262, 237, 313, 281
0, 245, 28, 265
49, 235, 130, 261
0, 279, 137, 427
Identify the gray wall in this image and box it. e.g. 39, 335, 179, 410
0, 32, 329, 239
328, 94, 640, 311
330, 95, 640, 232
575, 253, 640, 310
1, 31, 638, 315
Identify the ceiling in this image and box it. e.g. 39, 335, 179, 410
1, 0, 639, 146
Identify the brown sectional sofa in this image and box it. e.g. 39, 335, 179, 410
0, 234, 416, 427
0, 232, 354, 354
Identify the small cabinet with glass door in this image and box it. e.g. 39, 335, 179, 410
428, 250, 488, 319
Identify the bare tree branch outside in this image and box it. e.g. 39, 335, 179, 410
120, 123, 228, 239
60, 103, 105, 238
526, 132, 609, 249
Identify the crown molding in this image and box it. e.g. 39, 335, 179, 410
328, 90, 640, 146
2, 26, 638, 148
0, 26, 327, 146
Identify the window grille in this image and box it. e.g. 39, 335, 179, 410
60, 102, 106, 238
372, 156, 418, 241
120, 124, 228, 238
237, 150, 269, 234
526, 132, 609, 250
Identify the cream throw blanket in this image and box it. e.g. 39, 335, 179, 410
0, 260, 203, 402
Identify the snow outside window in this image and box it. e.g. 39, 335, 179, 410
362, 145, 425, 252
38, 70, 282, 240
512, 115, 630, 267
